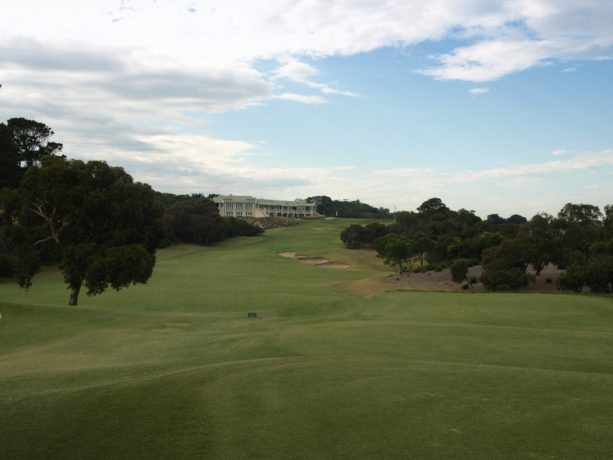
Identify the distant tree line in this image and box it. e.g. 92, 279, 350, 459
340, 197, 613, 293
307, 195, 391, 218
0, 118, 262, 305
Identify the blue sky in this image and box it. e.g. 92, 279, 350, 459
1, 0, 612, 217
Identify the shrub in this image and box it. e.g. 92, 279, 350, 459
481, 268, 531, 291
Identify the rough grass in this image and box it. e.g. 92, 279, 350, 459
1, 219, 612, 459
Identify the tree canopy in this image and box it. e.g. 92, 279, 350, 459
5, 117, 63, 167
0, 118, 64, 189
3, 157, 164, 305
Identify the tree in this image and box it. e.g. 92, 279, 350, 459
605, 205, 613, 239
417, 198, 449, 216
340, 224, 369, 249
1, 117, 64, 189
480, 238, 536, 291
558, 203, 603, 226
7, 157, 163, 305
340, 222, 387, 249
552, 204, 604, 267
412, 231, 435, 271
164, 197, 228, 245
450, 259, 471, 287
520, 213, 555, 275
374, 233, 414, 274
6, 117, 63, 167
0, 123, 22, 189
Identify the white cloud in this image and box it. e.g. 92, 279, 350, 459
275, 61, 318, 82
85, 132, 613, 217
422, 39, 556, 82
276, 93, 328, 105
274, 60, 357, 97
306, 81, 358, 97
3, 1, 611, 88
469, 87, 490, 95
0, 0, 612, 218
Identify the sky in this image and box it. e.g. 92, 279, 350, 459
1, 0, 612, 218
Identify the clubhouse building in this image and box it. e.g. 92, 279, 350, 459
213, 195, 318, 219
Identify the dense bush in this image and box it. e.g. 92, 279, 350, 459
163, 197, 263, 246
558, 255, 613, 293
340, 222, 387, 249
225, 217, 264, 237
450, 259, 470, 286
481, 268, 532, 291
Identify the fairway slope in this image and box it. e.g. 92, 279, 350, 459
1, 220, 613, 459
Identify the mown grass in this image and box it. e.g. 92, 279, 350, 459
1, 218, 612, 459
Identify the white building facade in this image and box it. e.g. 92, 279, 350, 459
213, 195, 317, 219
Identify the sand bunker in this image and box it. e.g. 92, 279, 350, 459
278, 252, 349, 269
299, 257, 331, 265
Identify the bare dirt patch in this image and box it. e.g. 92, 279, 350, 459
384, 264, 562, 293
388, 265, 484, 292
278, 252, 299, 258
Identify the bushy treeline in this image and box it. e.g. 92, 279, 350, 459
307, 195, 391, 218
341, 198, 613, 293
158, 193, 263, 247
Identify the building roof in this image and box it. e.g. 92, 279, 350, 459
213, 195, 315, 206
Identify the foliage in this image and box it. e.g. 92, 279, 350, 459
307, 195, 391, 218
480, 238, 536, 290
3, 157, 163, 305
417, 197, 449, 216
0, 124, 22, 189
450, 259, 471, 286
412, 231, 435, 271
339, 197, 613, 292
481, 267, 532, 291
163, 196, 263, 245
5, 117, 63, 165
374, 233, 414, 273
224, 217, 264, 237
340, 222, 387, 249
558, 253, 613, 293
164, 197, 228, 245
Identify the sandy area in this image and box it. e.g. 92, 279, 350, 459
299, 257, 331, 265
278, 252, 350, 269
279, 251, 563, 292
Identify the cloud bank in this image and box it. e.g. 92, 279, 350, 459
1, 1, 612, 216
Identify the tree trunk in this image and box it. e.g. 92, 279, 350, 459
68, 285, 81, 306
